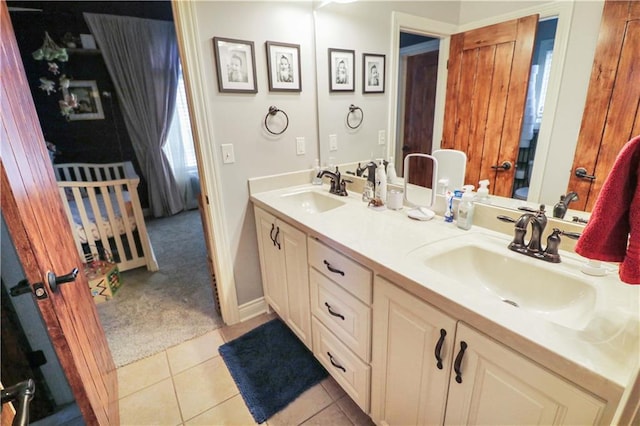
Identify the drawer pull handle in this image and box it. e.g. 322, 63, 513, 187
269, 223, 276, 246
327, 352, 346, 372
454, 341, 468, 384
434, 328, 446, 370
324, 302, 345, 320
323, 260, 345, 276
274, 226, 281, 250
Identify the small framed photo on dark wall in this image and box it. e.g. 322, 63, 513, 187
63, 80, 104, 120
329, 48, 355, 92
266, 41, 301, 92
213, 37, 258, 93
363, 53, 385, 93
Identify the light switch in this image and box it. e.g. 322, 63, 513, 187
296, 137, 306, 155
378, 130, 386, 145
221, 144, 235, 164
329, 134, 338, 151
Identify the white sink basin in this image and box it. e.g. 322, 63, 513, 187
280, 190, 346, 214
416, 235, 597, 330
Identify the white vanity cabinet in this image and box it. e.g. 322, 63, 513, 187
308, 237, 373, 412
372, 276, 607, 426
254, 206, 311, 349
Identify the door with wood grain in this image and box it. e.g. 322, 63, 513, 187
402, 50, 439, 187
567, 0, 640, 211
1, 2, 118, 424
442, 15, 538, 196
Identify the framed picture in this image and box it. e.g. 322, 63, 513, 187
213, 37, 257, 93
63, 80, 104, 120
329, 48, 355, 92
363, 53, 385, 93
266, 41, 301, 92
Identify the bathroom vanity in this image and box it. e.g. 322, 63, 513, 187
249, 171, 638, 425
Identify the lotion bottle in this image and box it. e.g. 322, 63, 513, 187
386, 156, 398, 184
477, 179, 490, 202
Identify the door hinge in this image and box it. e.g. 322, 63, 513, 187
446, 59, 449, 69
206, 195, 210, 205
10, 279, 48, 300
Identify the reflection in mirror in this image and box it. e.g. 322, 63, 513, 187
404, 153, 437, 220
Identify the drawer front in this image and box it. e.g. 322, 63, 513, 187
312, 318, 370, 413
310, 268, 371, 361
308, 238, 372, 304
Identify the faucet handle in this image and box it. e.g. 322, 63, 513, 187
497, 215, 516, 223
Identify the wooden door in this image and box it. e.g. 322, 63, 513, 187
442, 15, 538, 196
1, 3, 118, 424
402, 50, 439, 187
567, 0, 640, 211
444, 323, 605, 425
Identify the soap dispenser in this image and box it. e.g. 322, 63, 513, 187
477, 179, 490, 202
457, 186, 475, 230
312, 159, 322, 185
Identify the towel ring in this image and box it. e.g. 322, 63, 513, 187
346, 104, 363, 129
264, 106, 289, 135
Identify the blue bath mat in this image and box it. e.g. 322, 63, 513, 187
218, 318, 328, 424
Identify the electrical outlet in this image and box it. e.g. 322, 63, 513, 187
329, 134, 338, 151
296, 137, 306, 155
378, 130, 386, 145
221, 144, 235, 164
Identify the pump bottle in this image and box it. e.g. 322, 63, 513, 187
457, 187, 475, 230
375, 159, 387, 204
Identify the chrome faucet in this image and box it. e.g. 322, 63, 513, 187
497, 205, 580, 263
317, 167, 349, 196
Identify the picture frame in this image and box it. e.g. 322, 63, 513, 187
63, 80, 104, 120
363, 53, 385, 93
329, 48, 355, 92
266, 41, 301, 92
213, 37, 258, 93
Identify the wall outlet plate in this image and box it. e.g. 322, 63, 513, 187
378, 130, 386, 145
329, 134, 338, 151
296, 137, 305, 155
221, 144, 235, 164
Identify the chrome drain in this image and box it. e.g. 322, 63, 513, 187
502, 299, 519, 308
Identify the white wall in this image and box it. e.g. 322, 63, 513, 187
189, 1, 318, 304
315, 1, 460, 166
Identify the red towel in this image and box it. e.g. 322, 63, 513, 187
575, 135, 640, 284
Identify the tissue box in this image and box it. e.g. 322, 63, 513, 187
84, 260, 121, 303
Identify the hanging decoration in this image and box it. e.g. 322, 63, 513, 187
32, 31, 68, 62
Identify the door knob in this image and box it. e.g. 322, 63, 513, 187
575, 167, 596, 180
47, 267, 79, 292
491, 161, 512, 171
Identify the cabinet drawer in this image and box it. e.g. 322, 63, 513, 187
312, 318, 370, 413
308, 238, 372, 304
310, 268, 371, 361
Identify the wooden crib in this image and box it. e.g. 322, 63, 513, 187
54, 162, 159, 272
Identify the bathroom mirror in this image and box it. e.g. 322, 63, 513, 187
313, 1, 614, 220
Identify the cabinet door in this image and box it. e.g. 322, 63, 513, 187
445, 323, 606, 425
279, 220, 312, 349
254, 207, 288, 318
371, 277, 457, 426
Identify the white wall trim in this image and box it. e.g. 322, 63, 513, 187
238, 297, 269, 322
172, 0, 240, 325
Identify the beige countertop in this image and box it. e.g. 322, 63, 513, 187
249, 172, 639, 405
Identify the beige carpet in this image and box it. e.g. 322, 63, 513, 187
97, 209, 224, 367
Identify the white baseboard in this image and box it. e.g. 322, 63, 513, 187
238, 297, 268, 322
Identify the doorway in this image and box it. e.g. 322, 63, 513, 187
395, 32, 440, 182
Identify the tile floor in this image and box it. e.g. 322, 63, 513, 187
117, 313, 375, 425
